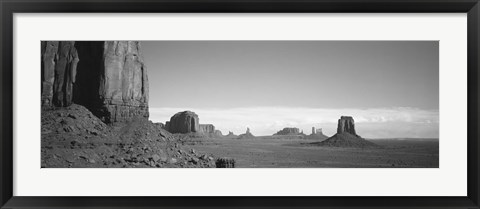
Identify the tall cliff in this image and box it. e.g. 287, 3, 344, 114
41, 41, 149, 123
337, 116, 357, 136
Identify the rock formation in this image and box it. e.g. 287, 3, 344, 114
155, 122, 165, 129
306, 127, 329, 140
225, 131, 237, 138
167, 111, 200, 134
198, 124, 223, 137
165, 112, 223, 137
40, 41, 219, 168
316, 128, 323, 134
238, 127, 255, 139
41, 41, 79, 107
214, 130, 223, 137
215, 157, 236, 168
41, 105, 216, 168
199, 124, 216, 134
337, 116, 357, 136
41, 41, 149, 123
274, 127, 300, 135
314, 116, 378, 148
165, 121, 170, 131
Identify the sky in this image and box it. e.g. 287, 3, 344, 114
141, 41, 439, 138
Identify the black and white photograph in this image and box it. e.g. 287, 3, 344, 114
41, 41, 439, 168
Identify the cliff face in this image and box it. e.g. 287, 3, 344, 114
337, 116, 357, 136
41, 41, 79, 107
41, 41, 149, 123
166, 112, 224, 137
315, 116, 378, 148
275, 127, 300, 135
94, 41, 149, 123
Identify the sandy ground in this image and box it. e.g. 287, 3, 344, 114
185, 138, 439, 168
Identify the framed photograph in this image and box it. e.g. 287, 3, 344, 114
1, 0, 479, 208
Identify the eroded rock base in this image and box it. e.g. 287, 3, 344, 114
41, 104, 215, 168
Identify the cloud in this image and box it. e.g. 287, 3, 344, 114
149, 106, 439, 138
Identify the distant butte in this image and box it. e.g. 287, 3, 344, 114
166, 111, 200, 134
306, 127, 329, 140
238, 127, 255, 139
274, 127, 300, 135
313, 116, 379, 148
164, 111, 223, 138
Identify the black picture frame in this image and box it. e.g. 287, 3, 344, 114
1, 0, 479, 208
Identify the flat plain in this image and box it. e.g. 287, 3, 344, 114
185, 137, 439, 168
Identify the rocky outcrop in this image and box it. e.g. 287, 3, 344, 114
155, 122, 165, 129
41, 106, 216, 168
337, 116, 357, 136
41, 41, 149, 124
165, 121, 170, 131
167, 111, 200, 134
41, 41, 79, 107
225, 131, 237, 138
238, 127, 255, 139
306, 127, 329, 140
314, 116, 378, 148
198, 124, 223, 138
199, 124, 215, 134
274, 127, 300, 135
75, 41, 149, 123
165, 112, 223, 137
316, 128, 323, 134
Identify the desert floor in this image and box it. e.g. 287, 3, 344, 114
185, 138, 439, 168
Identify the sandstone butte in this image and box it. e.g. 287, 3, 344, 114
315, 116, 379, 148
41, 41, 149, 123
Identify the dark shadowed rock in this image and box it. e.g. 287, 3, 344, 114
337, 116, 357, 136
74, 41, 149, 123
274, 127, 300, 135
215, 157, 235, 168
168, 111, 200, 134
41, 41, 149, 124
